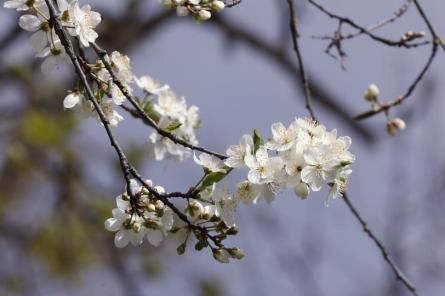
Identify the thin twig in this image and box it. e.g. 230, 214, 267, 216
308, 0, 424, 48
343, 193, 418, 296
44, 0, 223, 250
354, 0, 443, 120
285, 0, 317, 121
210, 16, 376, 142
90, 42, 227, 160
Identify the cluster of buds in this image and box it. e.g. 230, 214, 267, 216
180, 192, 244, 263
104, 180, 174, 248
400, 31, 426, 43
160, 0, 226, 22
363, 84, 406, 136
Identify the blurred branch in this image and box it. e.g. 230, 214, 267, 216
282, 1, 419, 293
210, 15, 376, 142
0, 25, 22, 52
343, 193, 418, 296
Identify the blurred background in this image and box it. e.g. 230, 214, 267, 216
0, 0, 444, 295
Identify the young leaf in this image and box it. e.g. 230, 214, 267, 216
253, 129, 264, 153
161, 120, 182, 134
199, 167, 233, 190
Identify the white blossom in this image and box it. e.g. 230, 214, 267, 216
266, 121, 299, 151
234, 180, 259, 204
194, 153, 224, 173
63, 91, 83, 109
225, 134, 253, 168
300, 147, 336, 192
135, 75, 169, 94
245, 147, 284, 184
212, 186, 237, 227
104, 195, 146, 248
4, 0, 43, 11
101, 100, 124, 127
69, 1, 101, 47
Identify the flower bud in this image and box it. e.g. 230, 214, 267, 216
122, 193, 130, 201
132, 222, 142, 233
187, 200, 204, 218
364, 84, 380, 102
211, 1, 225, 12
386, 118, 406, 136
228, 247, 245, 260
294, 182, 309, 200
197, 9, 211, 21
213, 249, 230, 263
155, 200, 164, 211
147, 203, 156, 212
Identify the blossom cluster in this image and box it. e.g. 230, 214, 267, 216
147, 82, 201, 162
7, 0, 357, 264
105, 180, 174, 248
64, 52, 201, 161
160, 0, 225, 22
194, 118, 355, 213
6, 0, 101, 73
7, 0, 202, 162
105, 179, 244, 263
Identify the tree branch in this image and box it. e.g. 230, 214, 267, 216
285, 0, 317, 121
343, 193, 418, 296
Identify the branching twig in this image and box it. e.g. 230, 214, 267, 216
43, 0, 224, 251
210, 16, 376, 142
308, 0, 426, 49
285, 0, 317, 121
354, 0, 443, 120
90, 42, 227, 160
283, 2, 419, 294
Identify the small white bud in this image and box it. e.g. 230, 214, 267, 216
147, 203, 156, 212
132, 222, 142, 233
387, 118, 406, 136
211, 1, 225, 12
213, 249, 230, 263
186, 201, 203, 218
364, 84, 380, 102
228, 247, 245, 260
294, 182, 309, 199
155, 200, 164, 211
197, 9, 211, 21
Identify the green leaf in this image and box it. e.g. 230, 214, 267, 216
253, 128, 264, 153
141, 100, 161, 123
95, 88, 105, 103
199, 168, 232, 190
161, 120, 182, 133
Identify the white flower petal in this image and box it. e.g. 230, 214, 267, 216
114, 229, 130, 248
